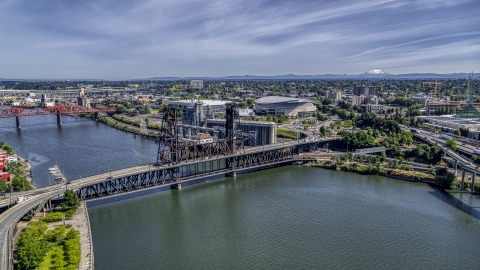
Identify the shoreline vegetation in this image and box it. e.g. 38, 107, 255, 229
82, 113, 162, 138
0, 142, 34, 192
306, 158, 480, 192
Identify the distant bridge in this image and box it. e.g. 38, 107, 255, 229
0, 105, 116, 128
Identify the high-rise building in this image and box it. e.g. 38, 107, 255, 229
354, 86, 375, 96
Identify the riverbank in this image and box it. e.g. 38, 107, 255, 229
308, 159, 480, 193
95, 114, 161, 138
307, 160, 438, 184
0, 144, 34, 193
15, 154, 33, 185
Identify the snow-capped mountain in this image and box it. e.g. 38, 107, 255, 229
359, 69, 391, 77
366, 69, 385, 74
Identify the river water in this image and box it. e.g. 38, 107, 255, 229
1, 114, 480, 269
0, 114, 157, 187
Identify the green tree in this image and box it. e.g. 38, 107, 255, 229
0, 180, 9, 193
239, 100, 248, 109
16, 221, 49, 270
446, 139, 457, 150
61, 190, 80, 211
319, 126, 327, 136
11, 175, 33, 191
438, 172, 456, 188
2, 145, 13, 154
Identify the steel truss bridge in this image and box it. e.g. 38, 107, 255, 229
77, 103, 337, 199
0, 105, 117, 128
76, 138, 335, 199
0, 105, 116, 118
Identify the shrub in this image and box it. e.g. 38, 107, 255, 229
42, 212, 64, 223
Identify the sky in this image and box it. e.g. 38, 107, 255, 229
0, 0, 479, 80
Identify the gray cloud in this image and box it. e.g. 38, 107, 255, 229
0, 0, 478, 79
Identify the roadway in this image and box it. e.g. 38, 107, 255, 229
0, 164, 154, 269
0, 192, 56, 270
405, 126, 477, 170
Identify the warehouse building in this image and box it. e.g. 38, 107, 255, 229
169, 99, 229, 126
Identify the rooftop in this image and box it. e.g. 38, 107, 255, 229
169, 99, 229, 106
256, 96, 317, 104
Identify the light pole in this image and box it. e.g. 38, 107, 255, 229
9, 182, 12, 208
32, 169, 35, 196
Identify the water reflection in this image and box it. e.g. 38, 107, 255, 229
427, 184, 480, 220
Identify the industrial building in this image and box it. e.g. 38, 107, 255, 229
255, 96, 317, 116
417, 116, 480, 138
206, 119, 277, 146
169, 100, 229, 126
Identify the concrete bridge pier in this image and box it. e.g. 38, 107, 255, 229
170, 183, 182, 189
16, 116, 21, 129
454, 160, 458, 175
225, 171, 237, 177
472, 173, 476, 192
57, 114, 62, 126
461, 169, 466, 191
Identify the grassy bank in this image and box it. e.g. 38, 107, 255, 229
277, 128, 301, 139
110, 114, 163, 131
310, 160, 436, 182
97, 116, 162, 137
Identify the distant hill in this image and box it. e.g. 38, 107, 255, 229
140, 72, 478, 81
1, 72, 478, 82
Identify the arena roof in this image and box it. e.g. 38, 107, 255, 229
255, 96, 317, 104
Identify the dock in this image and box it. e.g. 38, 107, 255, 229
52, 165, 67, 183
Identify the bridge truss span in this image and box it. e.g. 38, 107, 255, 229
0, 105, 116, 118
77, 145, 297, 200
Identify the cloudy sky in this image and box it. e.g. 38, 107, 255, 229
0, 0, 479, 79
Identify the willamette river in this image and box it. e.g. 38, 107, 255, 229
1, 114, 480, 269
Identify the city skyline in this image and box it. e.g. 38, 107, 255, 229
0, 0, 479, 80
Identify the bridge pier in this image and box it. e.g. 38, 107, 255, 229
225, 171, 236, 177
16, 116, 21, 129
454, 160, 458, 175
170, 183, 182, 189
57, 114, 62, 126
472, 173, 476, 192
461, 169, 466, 191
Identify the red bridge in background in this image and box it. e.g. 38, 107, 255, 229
0, 105, 117, 128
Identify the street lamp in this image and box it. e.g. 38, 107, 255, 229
9, 182, 12, 208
